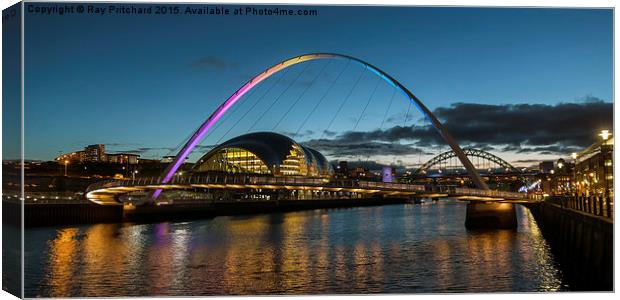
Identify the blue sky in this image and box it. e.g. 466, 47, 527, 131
15, 4, 613, 166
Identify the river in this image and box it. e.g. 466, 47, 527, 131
23, 200, 566, 296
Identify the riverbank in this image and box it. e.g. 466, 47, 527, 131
526, 201, 613, 291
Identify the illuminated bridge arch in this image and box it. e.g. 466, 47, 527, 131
415, 148, 522, 175
153, 53, 489, 200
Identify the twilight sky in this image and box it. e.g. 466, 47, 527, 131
11, 4, 613, 167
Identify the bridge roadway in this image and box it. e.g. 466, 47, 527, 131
85, 174, 541, 205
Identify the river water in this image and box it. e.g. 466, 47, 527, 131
23, 200, 566, 296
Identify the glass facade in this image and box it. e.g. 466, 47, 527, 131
278, 144, 309, 176
194, 144, 327, 177
195, 147, 271, 174
192, 132, 332, 178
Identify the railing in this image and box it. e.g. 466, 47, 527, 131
546, 194, 614, 220
86, 175, 544, 202
451, 187, 539, 200
2, 191, 91, 204
85, 174, 428, 194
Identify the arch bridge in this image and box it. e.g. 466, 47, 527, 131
152, 52, 489, 201
85, 173, 539, 206
85, 53, 537, 228
415, 148, 522, 176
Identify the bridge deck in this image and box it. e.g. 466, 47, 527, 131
85, 175, 541, 205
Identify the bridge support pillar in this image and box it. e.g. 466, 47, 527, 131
465, 202, 517, 229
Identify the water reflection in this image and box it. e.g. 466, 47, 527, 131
24, 200, 565, 297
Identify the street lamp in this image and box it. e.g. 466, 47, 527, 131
64, 160, 69, 176
132, 170, 138, 180
571, 152, 578, 195
598, 130, 611, 212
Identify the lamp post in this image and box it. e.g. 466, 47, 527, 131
64, 160, 69, 176
599, 130, 611, 193
599, 130, 612, 217
571, 152, 577, 196
599, 130, 611, 141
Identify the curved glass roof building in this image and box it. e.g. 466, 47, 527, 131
193, 132, 333, 178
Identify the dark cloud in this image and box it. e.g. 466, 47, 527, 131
192, 56, 233, 70
302, 138, 431, 157
330, 160, 407, 172
104, 142, 141, 147
280, 130, 315, 139
333, 125, 428, 143
512, 159, 542, 164
310, 99, 612, 156
322, 130, 338, 137
111, 147, 176, 155
384, 111, 424, 126
428, 98, 613, 149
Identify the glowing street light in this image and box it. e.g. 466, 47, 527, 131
64, 160, 69, 176
599, 130, 611, 141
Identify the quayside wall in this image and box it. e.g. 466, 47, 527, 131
4, 201, 124, 227
526, 201, 613, 291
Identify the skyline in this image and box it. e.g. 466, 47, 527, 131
7, 4, 614, 167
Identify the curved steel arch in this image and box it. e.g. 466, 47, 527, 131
152, 53, 488, 200
415, 148, 522, 175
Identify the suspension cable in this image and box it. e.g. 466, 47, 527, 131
403, 101, 412, 127
214, 67, 292, 145
209, 81, 261, 136
320, 66, 367, 139
295, 59, 351, 136
248, 62, 311, 133
379, 89, 397, 130
167, 82, 264, 157
272, 60, 331, 131
353, 77, 381, 132
165, 120, 207, 157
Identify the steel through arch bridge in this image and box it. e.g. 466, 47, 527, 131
415, 148, 522, 176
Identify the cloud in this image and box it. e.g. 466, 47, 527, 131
280, 130, 315, 139
427, 98, 613, 150
192, 56, 233, 70
330, 160, 407, 172
110, 147, 176, 155
512, 159, 544, 165
322, 130, 337, 137
302, 138, 431, 157
104, 142, 141, 147
194, 145, 217, 152
298, 98, 612, 158
314, 98, 611, 156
